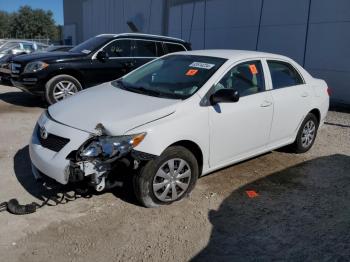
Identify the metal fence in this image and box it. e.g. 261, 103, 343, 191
0, 34, 51, 45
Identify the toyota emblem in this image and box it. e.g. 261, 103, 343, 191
40, 126, 48, 139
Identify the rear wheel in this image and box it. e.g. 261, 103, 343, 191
291, 113, 318, 153
45, 74, 82, 104
133, 146, 198, 208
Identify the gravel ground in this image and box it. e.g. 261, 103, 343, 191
0, 84, 349, 262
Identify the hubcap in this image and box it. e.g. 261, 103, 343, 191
53, 80, 78, 101
301, 120, 316, 148
153, 158, 191, 202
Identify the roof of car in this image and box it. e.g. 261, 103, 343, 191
96, 33, 188, 43
176, 49, 288, 60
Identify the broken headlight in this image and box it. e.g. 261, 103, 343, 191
80, 133, 146, 160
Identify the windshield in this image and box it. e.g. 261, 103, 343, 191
69, 36, 110, 54
113, 55, 227, 100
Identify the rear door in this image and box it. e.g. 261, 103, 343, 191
266, 60, 312, 146
132, 39, 158, 69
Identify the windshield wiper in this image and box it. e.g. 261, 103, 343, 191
114, 80, 181, 99
135, 87, 162, 97
121, 84, 162, 97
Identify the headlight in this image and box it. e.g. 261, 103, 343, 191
23, 61, 49, 73
80, 133, 146, 160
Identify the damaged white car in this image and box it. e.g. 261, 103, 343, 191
30, 50, 329, 207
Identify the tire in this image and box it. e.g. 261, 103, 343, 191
133, 146, 199, 208
45, 74, 82, 105
291, 113, 319, 153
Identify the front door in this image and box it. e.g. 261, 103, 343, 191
87, 39, 137, 86
209, 60, 274, 167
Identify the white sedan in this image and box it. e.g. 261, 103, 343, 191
29, 50, 329, 207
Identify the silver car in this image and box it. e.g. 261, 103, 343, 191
0, 40, 48, 58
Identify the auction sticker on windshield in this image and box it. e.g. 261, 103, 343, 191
189, 62, 215, 70
186, 69, 198, 76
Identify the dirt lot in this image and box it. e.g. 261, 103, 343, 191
0, 84, 349, 262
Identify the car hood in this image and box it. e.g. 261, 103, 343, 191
12, 51, 85, 63
48, 82, 180, 135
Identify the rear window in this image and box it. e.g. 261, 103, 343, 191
268, 60, 304, 89
164, 43, 186, 54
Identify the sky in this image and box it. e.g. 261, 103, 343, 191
0, 0, 63, 25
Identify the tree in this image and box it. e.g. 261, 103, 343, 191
0, 11, 12, 38
8, 5, 59, 40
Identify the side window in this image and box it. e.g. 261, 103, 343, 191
103, 40, 132, 58
22, 44, 34, 52
164, 43, 186, 54
156, 42, 165, 56
134, 40, 157, 57
267, 60, 304, 89
214, 60, 265, 97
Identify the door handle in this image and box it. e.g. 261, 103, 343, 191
260, 100, 273, 107
301, 92, 309, 98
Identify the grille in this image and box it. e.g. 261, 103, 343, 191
37, 126, 70, 152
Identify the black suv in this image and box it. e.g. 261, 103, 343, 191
10, 33, 191, 104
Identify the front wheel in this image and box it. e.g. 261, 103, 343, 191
133, 146, 198, 208
45, 74, 82, 105
291, 113, 319, 153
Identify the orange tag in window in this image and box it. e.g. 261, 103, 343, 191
186, 69, 198, 76
249, 64, 258, 75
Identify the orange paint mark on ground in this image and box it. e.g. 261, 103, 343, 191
246, 190, 259, 198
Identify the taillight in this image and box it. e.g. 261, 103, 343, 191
327, 87, 332, 96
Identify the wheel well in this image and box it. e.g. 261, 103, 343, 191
49, 70, 85, 88
170, 140, 203, 175
309, 109, 321, 125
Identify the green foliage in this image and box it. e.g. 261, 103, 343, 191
1, 5, 59, 41
0, 11, 12, 37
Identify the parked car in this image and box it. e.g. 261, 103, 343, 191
0, 40, 48, 82
0, 45, 74, 83
10, 33, 191, 104
0, 40, 47, 58
29, 50, 329, 207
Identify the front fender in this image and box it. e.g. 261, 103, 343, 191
126, 98, 210, 170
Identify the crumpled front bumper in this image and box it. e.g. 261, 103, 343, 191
29, 112, 91, 184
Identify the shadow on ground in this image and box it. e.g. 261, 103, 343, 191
329, 104, 350, 114
193, 154, 350, 261
0, 91, 45, 108
13, 145, 138, 206
13, 146, 93, 207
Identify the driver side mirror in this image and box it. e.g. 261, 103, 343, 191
96, 50, 108, 62
210, 89, 240, 105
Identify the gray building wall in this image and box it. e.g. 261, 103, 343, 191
63, 0, 85, 45
63, 0, 350, 106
